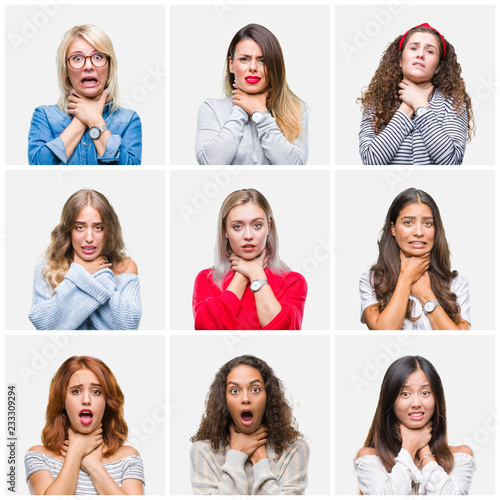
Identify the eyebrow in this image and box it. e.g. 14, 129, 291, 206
69, 383, 102, 389
74, 220, 103, 224
401, 384, 431, 389
408, 42, 437, 50
227, 379, 263, 387
400, 216, 433, 220
229, 218, 265, 224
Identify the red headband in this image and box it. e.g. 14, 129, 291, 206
398, 23, 446, 58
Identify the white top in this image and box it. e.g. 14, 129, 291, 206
359, 271, 471, 330
354, 448, 476, 495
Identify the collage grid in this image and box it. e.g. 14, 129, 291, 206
1, 0, 498, 497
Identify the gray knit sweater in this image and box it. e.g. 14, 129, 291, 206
195, 98, 308, 165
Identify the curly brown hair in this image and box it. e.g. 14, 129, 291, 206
190, 355, 301, 457
358, 26, 475, 141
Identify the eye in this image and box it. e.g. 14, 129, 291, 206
71, 55, 83, 62
92, 389, 102, 395
229, 388, 239, 395
75, 224, 85, 231
400, 391, 410, 397
422, 390, 431, 396
251, 387, 261, 393
253, 223, 262, 229
239, 57, 248, 63
424, 221, 434, 227
93, 53, 104, 61
94, 225, 104, 231
403, 220, 413, 226
232, 224, 242, 231
71, 389, 81, 395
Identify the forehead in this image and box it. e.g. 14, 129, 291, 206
67, 37, 98, 55
405, 31, 440, 48
234, 38, 262, 56
226, 364, 264, 385
403, 369, 431, 388
227, 202, 266, 222
397, 202, 433, 219
67, 368, 100, 386
75, 205, 102, 221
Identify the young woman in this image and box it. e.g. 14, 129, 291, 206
195, 23, 308, 165
29, 189, 141, 330
355, 355, 475, 494
358, 23, 474, 165
28, 24, 142, 165
25, 356, 145, 495
190, 355, 309, 495
192, 188, 307, 330
359, 188, 470, 330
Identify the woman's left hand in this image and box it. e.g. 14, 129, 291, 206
398, 79, 434, 111
80, 443, 104, 474
232, 83, 270, 115
229, 250, 268, 281
411, 271, 434, 303
67, 88, 108, 128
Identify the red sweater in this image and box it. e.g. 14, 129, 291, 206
192, 268, 307, 330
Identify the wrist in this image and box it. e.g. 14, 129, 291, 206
401, 445, 417, 460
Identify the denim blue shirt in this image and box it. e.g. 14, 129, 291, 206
28, 103, 142, 165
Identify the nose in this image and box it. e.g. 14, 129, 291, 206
413, 223, 424, 237
416, 47, 425, 58
81, 390, 91, 405
243, 226, 253, 240
241, 390, 250, 404
85, 228, 94, 243
410, 394, 422, 407
83, 56, 94, 70
249, 57, 257, 72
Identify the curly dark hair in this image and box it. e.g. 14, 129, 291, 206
190, 355, 301, 457
358, 25, 475, 141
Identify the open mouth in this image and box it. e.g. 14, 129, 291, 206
81, 77, 98, 87
412, 62, 425, 68
408, 412, 425, 421
245, 76, 261, 84
242, 245, 256, 252
409, 241, 426, 247
79, 409, 93, 425
240, 409, 254, 426
81, 246, 97, 254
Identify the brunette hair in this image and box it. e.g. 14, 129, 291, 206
191, 355, 301, 457
371, 188, 461, 324
43, 189, 126, 290
56, 24, 119, 113
362, 355, 453, 473
358, 25, 475, 141
212, 188, 289, 287
225, 24, 305, 143
41, 356, 127, 458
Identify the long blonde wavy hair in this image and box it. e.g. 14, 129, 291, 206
43, 189, 126, 290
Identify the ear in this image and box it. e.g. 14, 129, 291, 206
390, 222, 396, 237
268, 218, 272, 234
228, 56, 234, 74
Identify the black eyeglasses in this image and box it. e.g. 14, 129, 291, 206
66, 52, 109, 70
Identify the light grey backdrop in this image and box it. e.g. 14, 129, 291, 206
335, 169, 495, 330
170, 5, 330, 165
170, 169, 331, 330
170, 334, 330, 495
5, 334, 165, 495
5, 5, 165, 165
335, 334, 495, 495
335, 5, 494, 165
5, 169, 165, 330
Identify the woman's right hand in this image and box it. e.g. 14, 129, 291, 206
400, 421, 433, 459
73, 253, 112, 275
399, 251, 430, 284
67, 88, 108, 129
228, 423, 267, 457
60, 426, 103, 461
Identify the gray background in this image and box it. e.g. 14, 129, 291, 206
335, 334, 495, 495
5, 5, 165, 165
335, 169, 495, 330
335, 5, 495, 165
170, 334, 331, 495
5, 169, 165, 330
170, 5, 330, 165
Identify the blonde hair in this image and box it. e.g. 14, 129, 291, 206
225, 24, 305, 143
43, 189, 126, 290
56, 25, 120, 113
213, 189, 289, 287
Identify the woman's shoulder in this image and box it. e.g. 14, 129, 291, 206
26, 445, 62, 461
33, 104, 65, 118
108, 105, 141, 122
355, 447, 378, 460
106, 445, 141, 462
200, 97, 233, 113
450, 444, 474, 457
113, 257, 138, 276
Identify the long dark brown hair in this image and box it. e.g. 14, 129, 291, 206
358, 25, 475, 141
371, 188, 461, 324
363, 355, 453, 473
191, 355, 301, 457
225, 24, 304, 143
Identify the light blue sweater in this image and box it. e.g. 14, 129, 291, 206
29, 261, 142, 330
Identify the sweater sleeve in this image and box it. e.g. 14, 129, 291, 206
413, 103, 467, 165
262, 272, 307, 330
254, 105, 308, 165
252, 440, 309, 495
359, 110, 413, 165
28, 107, 68, 165
419, 453, 475, 495
195, 101, 249, 165
354, 449, 421, 495
192, 271, 241, 330
29, 262, 118, 330
190, 443, 249, 495
97, 112, 142, 165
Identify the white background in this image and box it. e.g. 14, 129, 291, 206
170, 169, 331, 330
5, 334, 165, 495
5, 169, 165, 330
335, 335, 495, 495
170, 334, 331, 494
5, 5, 166, 165
335, 4, 495, 165
170, 5, 330, 165
335, 169, 495, 330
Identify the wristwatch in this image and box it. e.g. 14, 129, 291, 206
250, 279, 269, 292
424, 300, 440, 313
251, 110, 269, 123
89, 124, 109, 140
415, 106, 431, 117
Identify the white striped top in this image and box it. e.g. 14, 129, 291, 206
25, 450, 145, 495
359, 90, 468, 165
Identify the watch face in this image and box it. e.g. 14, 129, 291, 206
424, 301, 435, 313
252, 111, 262, 123
250, 280, 261, 291
89, 127, 100, 139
